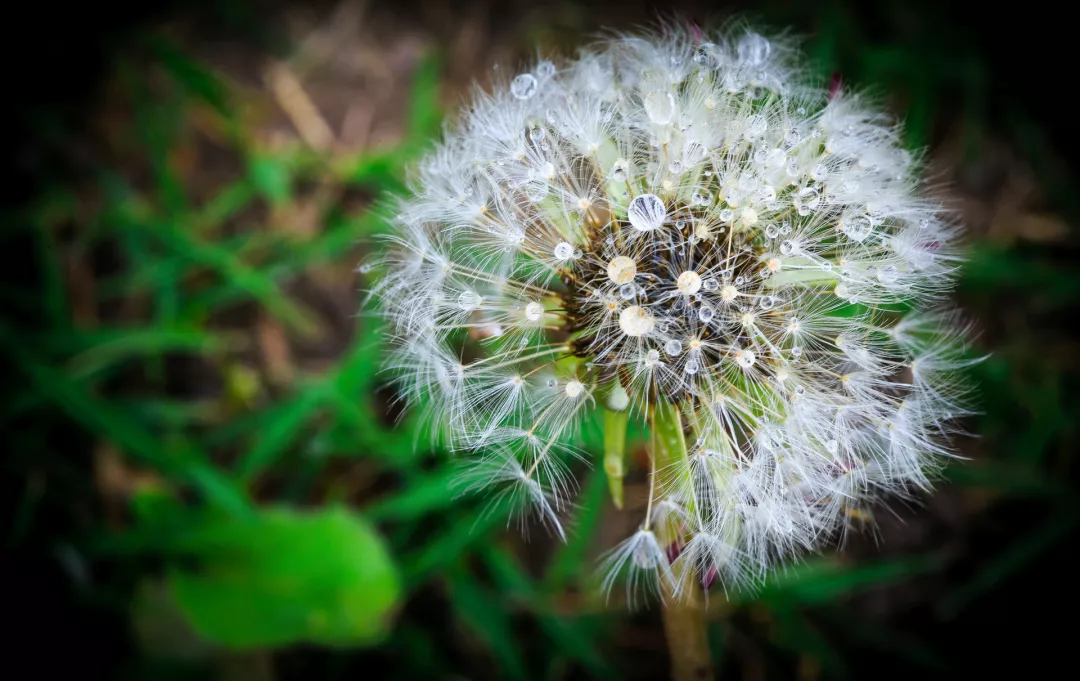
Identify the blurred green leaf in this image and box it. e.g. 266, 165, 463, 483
742, 553, 942, 606
445, 562, 529, 681
168, 506, 401, 649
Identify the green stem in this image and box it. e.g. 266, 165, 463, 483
651, 399, 714, 681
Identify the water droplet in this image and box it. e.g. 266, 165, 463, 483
546, 378, 559, 389
794, 385, 806, 396
841, 213, 873, 241
573, 248, 583, 259
683, 141, 708, 165
698, 306, 715, 323
779, 240, 794, 256
529, 126, 546, 142
693, 44, 718, 68
786, 160, 800, 178
524, 181, 548, 202
664, 339, 683, 355
511, 73, 538, 99
684, 358, 700, 375
765, 224, 779, 239
646, 349, 660, 364
668, 160, 684, 174
826, 439, 839, 454
876, 264, 898, 284
919, 218, 930, 229
745, 115, 768, 138
458, 290, 482, 311
719, 208, 734, 222
611, 158, 629, 183
628, 194, 667, 231
525, 302, 544, 321
553, 242, 574, 260
736, 349, 756, 368
644, 90, 676, 125
535, 60, 556, 79
703, 277, 718, 291
358, 263, 373, 274
737, 32, 772, 66
791, 346, 803, 358
794, 187, 820, 216
691, 190, 712, 206
619, 283, 636, 299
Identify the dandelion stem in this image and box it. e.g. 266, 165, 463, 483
652, 398, 714, 681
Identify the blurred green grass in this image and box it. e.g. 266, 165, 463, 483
4, 4, 1079, 680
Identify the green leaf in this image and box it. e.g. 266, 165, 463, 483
483, 546, 611, 678
248, 154, 292, 207
742, 554, 942, 606
544, 468, 608, 592
168, 506, 401, 649
364, 466, 461, 522
444, 562, 529, 681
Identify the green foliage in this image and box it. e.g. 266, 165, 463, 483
167, 506, 400, 649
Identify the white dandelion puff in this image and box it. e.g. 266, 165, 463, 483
370, 22, 978, 605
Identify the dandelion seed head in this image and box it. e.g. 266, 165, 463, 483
371, 22, 977, 606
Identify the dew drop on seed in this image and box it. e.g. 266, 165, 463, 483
765, 224, 779, 239
553, 242, 574, 260
693, 44, 717, 68
791, 346, 803, 358
745, 115, 767, 138
458, 291, 482, 311
826, 439, 839, 454
703, 277, 718, 291
692, 190, 712, 206
535, 61, 556, 79
919, 218, 930, 229
619, 283, 636, 300
524, 181, 548, 202
511, 73, 538, 99
841, 214, 872, 242
529, 126, 546, 142
628, 194, 667, 231
719, 208, 734, 222
795, 187, 820, 216
646, 349, 660, 363
546, 378, 559, 389
665, 339, 683, 356
611, 158, 629, 183
738, 32, 771, 66
683, 141, 708, 165
644, 90, 676, 125
698, 306, 715, 323
358, 263, 373, 274
786, 161, 800, 178
668, 160, 684, 174
780, 240, 794, 255
781, 221, 792, 235
525, 302, 544, 321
